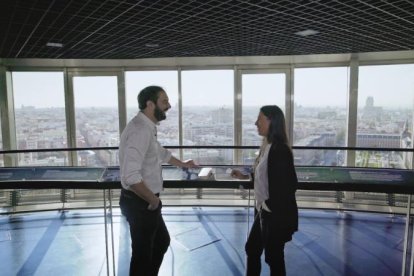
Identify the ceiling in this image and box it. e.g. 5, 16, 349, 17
1, 0, 414, 59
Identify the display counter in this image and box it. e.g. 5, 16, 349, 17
1, 166, 413, 194
1, 165, 413, 276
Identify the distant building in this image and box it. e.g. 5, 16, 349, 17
357, 133, 401, 148
211, 107, 232, 124
362, 96, 383, 119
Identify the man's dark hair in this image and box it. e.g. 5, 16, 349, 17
260, 105, 289, 145
138, 86, 165, 110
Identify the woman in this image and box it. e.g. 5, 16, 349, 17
231, 105, 298, 276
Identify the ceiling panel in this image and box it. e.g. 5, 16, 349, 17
0, 0, 413, 59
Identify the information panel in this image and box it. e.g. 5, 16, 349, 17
296, 166, 414, 193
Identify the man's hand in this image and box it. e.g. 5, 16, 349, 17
182, 159, 198, 169
147, 197, 161, 211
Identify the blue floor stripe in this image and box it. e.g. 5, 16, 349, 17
195, 208, 245, 276
294, 230, 362, 276
17, 215, 65, 276
117, 216, 131, 276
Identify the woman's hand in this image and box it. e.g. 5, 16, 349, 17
230, 169, 249, 180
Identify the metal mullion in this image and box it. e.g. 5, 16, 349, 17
118, 69, 127, 134
178, 68, 183, 160
0, 67, 17, 166
65, 69, 77, 166
286, 65, 294, 145
346, 56, 359, 167
234, 67, 242, 164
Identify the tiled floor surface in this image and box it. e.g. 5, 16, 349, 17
0, 207, 408, 276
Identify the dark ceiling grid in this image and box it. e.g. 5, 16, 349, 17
53, 0, 120, 58
76, 0, 182, 59
0, 0, 18, 55
63, 0, 163, 58
291, 0, 409, 48
95, 0, 234, 59
0, 0, 362, 57
130, 1, 300, 59
130, 13, 245, 57
363, 0, 414, 26
53, 0, 128, 58
25, 10, 68, 57
336, 1, 414, 49
236, 0, 356, 54
0, 0, 413, 59
301, 1, 408, 51
76, 1, 172, 58
138, 0, 257, 57
242, 1, 364, 54
5, 0, 39, 58
36, 0, 97, 58
49, 0, 123, 58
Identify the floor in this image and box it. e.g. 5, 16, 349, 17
0, 207, 409, 276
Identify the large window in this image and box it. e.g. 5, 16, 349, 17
357, 64, 414, 169
125, 71, 179, 147
12, 72, 67, 166
241, 72, 286, 164
73, 76, 119, 166
182, 70, 234, 164
293, 67, 349, 166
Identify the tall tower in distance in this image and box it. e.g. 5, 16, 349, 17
365, 96, 374, 108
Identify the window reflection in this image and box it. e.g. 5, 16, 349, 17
293, 67, 349, 166
73, 76, 119, 166
357, 64, 414, 169
182, 70, 234, 165
242, 73, 285, 165
12, 72, 67, 166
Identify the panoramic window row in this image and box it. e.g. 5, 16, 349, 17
1, 64, 413, 169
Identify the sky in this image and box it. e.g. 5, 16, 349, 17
10, 64, 414, 109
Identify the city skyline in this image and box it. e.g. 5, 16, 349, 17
6, 103, 412, 170
10, 64, 414, 109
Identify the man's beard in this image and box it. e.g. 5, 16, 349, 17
154, 105, 167, 121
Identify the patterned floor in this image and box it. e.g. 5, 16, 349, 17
0, 207, 408, 276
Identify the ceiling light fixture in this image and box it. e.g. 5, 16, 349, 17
295, 29, 319, 37
46, 42, 63, 47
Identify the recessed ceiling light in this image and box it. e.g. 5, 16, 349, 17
46, 42, 63, 47
145, 43, 159, 48
295, 29, 319, 37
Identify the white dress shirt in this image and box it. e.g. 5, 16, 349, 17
254, 143, 272, 212
119, 112, 172, 194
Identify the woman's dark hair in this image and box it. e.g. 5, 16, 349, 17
138, 86, 165, 110
260, 105, 289, 145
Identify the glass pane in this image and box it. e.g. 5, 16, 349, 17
357, 64, 414, 169
293, 67, 349, 166
12, 72, 68, 166
182, 70, 234, 164
125, 71, 179, 147
73, 76, 119, 166
242, 73, 285, 164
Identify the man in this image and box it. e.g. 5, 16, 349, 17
119, 85, 197, 275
